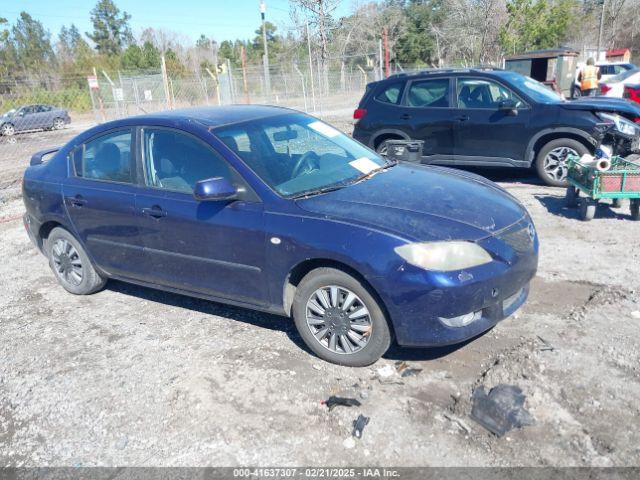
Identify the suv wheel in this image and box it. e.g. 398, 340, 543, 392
375, 138, 400, 157
292, 268, 391, 366
536, 139, 588, 187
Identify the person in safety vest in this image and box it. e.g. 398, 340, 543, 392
578, 58, 602, 97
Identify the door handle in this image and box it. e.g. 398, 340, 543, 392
456, 115, 470, 122
65, 195, 86, 207
141, 206, 167, 218
400, 113, 412, 120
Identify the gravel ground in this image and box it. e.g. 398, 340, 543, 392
1, 118, 639, 467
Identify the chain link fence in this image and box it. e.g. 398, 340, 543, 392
0, 58, 383, 195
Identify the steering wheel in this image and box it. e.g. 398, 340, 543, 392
291, 151, 321, 178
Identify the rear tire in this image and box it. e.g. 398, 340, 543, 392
45, 227, 106, 295
52, 117, 64, 130
292, 268, 391, 367
536, 139, 589, 187
375, 138, 401, 157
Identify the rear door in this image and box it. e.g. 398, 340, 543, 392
62, 128, 146, 279
399, 77, 455, 161
135, 127, 267, 305
451, 77, 531, 164
14, 106, 37, 131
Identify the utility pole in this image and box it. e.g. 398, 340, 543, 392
597, 0, 605, 61
260, 0, 271, 98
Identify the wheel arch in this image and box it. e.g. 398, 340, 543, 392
527, 128, 597, 165
37, 220, 64, 251
282, 258, 395, 337
371, 129, 410, 150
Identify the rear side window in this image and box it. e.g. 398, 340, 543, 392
374, 82, 404, 104
73, 130, 133, 184
406, 79, 450, 107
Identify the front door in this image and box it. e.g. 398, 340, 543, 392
452, 77, 531, 164
135, 127, 267, 306
62, 128, 146, 278
400, 77, 455, 162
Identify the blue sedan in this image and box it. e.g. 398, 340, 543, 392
22, 106, 538, 366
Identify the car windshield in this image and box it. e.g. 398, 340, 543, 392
212, 113, 391, 198
609, 68, 640, 83
503, 72, 564, 103
2, 108, 16, 116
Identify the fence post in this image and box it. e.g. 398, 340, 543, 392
161, 55, 171, 109
306, 21, 316, 112
205, 68, 221, 105
293, 63, 308, 112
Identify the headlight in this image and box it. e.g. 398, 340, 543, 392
395, 241, 493, 271
598, 112, 637, 136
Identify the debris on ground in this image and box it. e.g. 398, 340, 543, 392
536, 335, 555, 352
395, 361, 423, 377
352, 414, 370, 439
443, 412, 472, 435
343, 437, 356, 449
470, 384, 535, 437
321, 396, 362, 411
376, 365, 396, 378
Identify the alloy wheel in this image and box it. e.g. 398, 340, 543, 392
1, 124, 15, 136
544, 146, 577, 182
51, 238, 83, 286
305, 285, 372, 355
53, 118, 64, 130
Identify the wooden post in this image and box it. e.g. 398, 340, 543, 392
161, 55, 172, 109
383, 27, 390, 78
241, 46, 250, 104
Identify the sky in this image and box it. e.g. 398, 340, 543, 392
4, 0, 354, 45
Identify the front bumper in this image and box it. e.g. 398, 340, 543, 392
372, 219, 538, 347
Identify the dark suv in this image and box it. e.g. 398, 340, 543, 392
353, 68, 640, 186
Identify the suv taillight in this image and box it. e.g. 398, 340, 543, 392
353, 108, 367, 120
600, 84, 611, 94
624, 86, 640, 104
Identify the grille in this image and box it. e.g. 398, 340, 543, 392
495, 223, 534, 254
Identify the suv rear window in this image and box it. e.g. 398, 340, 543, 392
374, 82, 404, 104
407, 78, 450, 107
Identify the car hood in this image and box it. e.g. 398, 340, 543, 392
295, 163, 527, 242
563, 97, 640, 116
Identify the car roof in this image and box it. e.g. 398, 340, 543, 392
122, 105, 294, 129
382, 67, 514, 83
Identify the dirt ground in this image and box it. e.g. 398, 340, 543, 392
0, 116, 639, 467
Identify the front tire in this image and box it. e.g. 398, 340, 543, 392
579, 198, 597, 221
1, 123, 15, 136
292, 268, 391, 367
52, 117, 65, 130
45, 227, 106, 295
536, 139, 589, 187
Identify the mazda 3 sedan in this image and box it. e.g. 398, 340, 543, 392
22, 106, 538, 366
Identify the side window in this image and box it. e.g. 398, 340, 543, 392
599, 65, 610, 75
406, 79, 450, 108
37, 105, 52, 113
457, 78, 525, 109
73, 130, 133, 183
374, 82, 404, 104
613, 65, 626, 74
143, 128, 236, 194
22, 106, 36, 115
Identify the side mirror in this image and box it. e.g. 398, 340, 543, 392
498, 99, 518, 116
193, 177, 237, 202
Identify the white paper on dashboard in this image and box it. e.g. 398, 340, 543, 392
308, 121, 340, 138
349, 157, 380, 174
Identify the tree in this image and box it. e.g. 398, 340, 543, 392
499, 0, 573, 54
394, 1, 440, 66
251, 21, 283, 62
0, 17, 18, 78
11, 12, 55, 71
87, 0, 132, 56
